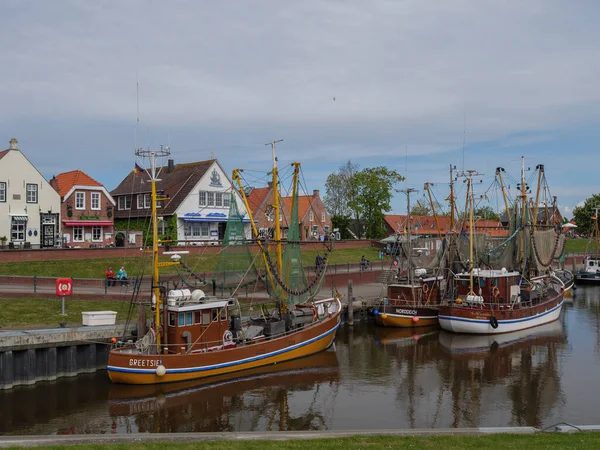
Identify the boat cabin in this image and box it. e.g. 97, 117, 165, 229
387, 275, 444, 306
455, 269, 520, 305
584, 257, 600, 273
165, 298, 232, 354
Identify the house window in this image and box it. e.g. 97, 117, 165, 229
0, 182, 6, 202
75, 192, 85, 210
26, 184, 38, 203
201, 223, 209, 237
158, 220, 166, 235
207, 192, 215, 206
91, 192, 100, 210
321, 212, 326, 223
118, 195, 131, 210
137, 193, 151, 209
199, 191, 206, 206
92, 226, 102, 242
309, 211, 314, 222
73, 226, 84, 242
215, 192, 223, 207
223, 194, 230, 208
192, 223, 201, 237
11, 222, 25, 241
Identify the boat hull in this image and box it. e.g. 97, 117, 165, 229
375, 306, 438, 328
107, 304, 341, 385
575, 273, 600, 285
438, 294, 563, 335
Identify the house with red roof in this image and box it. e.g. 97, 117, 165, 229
50, 169, 116, 248
245, 183, 291, 239
0, 138, 62, 249
282, 190, 332, 240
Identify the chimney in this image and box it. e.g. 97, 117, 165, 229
313, 189, 320, 198
168, 158, 175, 173
9, 138, 18, 150
49, 175, 59, 192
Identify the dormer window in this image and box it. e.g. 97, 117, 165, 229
75, 191, 85, 210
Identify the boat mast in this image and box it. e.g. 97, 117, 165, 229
449, 164, 456, 230
518, 156, 528, 274
135, 145, 171, 351
403, 188, 417, 290
495, 167, 511, 223
532, 164, 544, 230
467, 174, 475, 295
424, 182, 442, 240
268, 139, 284, 275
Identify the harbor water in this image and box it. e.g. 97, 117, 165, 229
2, 286, 600, 435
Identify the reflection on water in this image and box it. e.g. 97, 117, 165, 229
3, 285, 600, 434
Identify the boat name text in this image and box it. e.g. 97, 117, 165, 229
395, 309, 418, 316
129, 359, 162, 367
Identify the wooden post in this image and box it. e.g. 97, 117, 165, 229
348, 279, 354, 326
137, 304, 146, 338
571, 255, 576, 273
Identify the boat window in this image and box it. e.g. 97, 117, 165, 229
186, 312, 193, 326
194, 311, 201, 324
212, 309, 219, 322
479, 278, 485, 287
178, 313, 185, 327
168, 312, 176, 327
220, 308, 227, 321
202, 311, 211, 325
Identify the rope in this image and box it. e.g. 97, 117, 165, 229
530, 229, 562, 268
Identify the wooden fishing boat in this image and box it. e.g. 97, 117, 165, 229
107, 145, 341, 385
438, 162, 565, 335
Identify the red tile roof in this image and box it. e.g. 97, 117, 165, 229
246, 187, 270, 216
0, 149, 10, 160
53, 170, 103, 196
384, 214, 508, 237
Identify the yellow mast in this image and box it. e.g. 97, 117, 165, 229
532, 164, 544, 230
519, 157, 527, 272
268, 139, 284, 275
467, 174, 475, 296
495, 167, 511, 223
449, 165, 456, 230
424, 182, 442, 240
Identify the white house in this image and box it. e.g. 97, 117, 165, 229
0, 138, 62, 248
111, 158, 250, 245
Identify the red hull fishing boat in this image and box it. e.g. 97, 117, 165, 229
107, 144, 341, 385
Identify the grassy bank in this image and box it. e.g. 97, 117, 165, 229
24, 433, 600, 449
565, 238, 599, 254
0, 248, 382, 278
0, 298, 142, 328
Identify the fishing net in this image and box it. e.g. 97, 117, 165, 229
214, 193, 261, 288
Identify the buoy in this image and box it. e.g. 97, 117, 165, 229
412, 334, 419, 340
412, 316, 419, 323
373, 309, 379, 316
380, 313, 388, 319
456, 298, 463, 304
156, 365, 166, 377
110, 337, 117, 344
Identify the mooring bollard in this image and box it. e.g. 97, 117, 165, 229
348, 279, 354, 326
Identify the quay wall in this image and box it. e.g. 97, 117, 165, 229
0, 324, 135, 390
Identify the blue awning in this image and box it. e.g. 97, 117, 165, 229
182, 212, 250, 223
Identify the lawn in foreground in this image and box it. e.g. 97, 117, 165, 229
24, 433, 600, 450
0, 297, 138, 328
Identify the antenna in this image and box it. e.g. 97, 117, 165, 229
462, 102, 467, 171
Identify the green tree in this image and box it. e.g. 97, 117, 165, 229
350, 167, 404, 239
573, 193, 600, 236
330, 214, 353, 239
323, 161, 359, 217
410, 204, 431, 216
474, 206, 500, 221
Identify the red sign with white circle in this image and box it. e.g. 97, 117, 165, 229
56, 278, 73, 296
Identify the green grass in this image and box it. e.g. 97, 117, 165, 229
0, 247, 382, 279
565, 238, 600, 254
22, 433, 600, 450
0, 298, 142, 328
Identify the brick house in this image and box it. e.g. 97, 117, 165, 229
49, 170, 116, 248
245, 183, 291, 239
283, 190, 332, 240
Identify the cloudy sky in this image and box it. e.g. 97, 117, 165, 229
2, 0, 599, 217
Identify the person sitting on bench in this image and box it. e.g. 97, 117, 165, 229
117, 266, 129, 286
360, 255, 370, 270
105, 267, 117, 286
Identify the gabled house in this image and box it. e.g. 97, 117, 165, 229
500, 206, 563, 228
110, 158, 250, 246
0, 138, 61, 249
282, 190, 332, 240
49, 170, 116, 248
384, 214, 508, 238
245, 183, 291, 239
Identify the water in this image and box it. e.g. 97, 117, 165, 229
2, 286, 600, 434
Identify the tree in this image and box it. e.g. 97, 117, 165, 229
330, 214, 353, 239
474, 206, 500, 221
573, 193, 600, 236
350, 167, 404, 239
323, 161, 359, 217
410, 204, 431, 216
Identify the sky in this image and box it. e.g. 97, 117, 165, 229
1, 0, 599, 219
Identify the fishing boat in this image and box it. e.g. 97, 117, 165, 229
438, 161, 565, 335
575, 208, 600, 285
107, 145, 341, 385
374, 188, 445, 328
